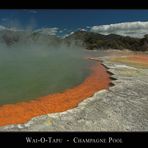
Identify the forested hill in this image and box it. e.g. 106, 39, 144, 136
64, 31, 148, 51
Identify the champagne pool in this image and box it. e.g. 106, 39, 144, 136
0, 36, 110, 126
0, 44, 91, 105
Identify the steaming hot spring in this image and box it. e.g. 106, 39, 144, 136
0, 30, 110, 126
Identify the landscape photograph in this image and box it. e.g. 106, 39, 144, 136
0, 9, 147, 131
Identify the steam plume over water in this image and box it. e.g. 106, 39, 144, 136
0, 30, 90, 104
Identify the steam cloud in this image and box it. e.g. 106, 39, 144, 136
90, 21, 148, 38
0, 29, 90, 104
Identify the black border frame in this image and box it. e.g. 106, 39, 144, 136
0, 0, 148, 9
0, 0, 148, 146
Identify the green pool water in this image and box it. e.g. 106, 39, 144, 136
0, 43, 91, 105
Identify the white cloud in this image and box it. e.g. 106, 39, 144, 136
90, 21, 148, 38
80, 28, 87, 31
35, 27, 59, 35
0, 25, 24, 31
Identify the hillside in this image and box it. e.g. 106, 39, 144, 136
64, 31, 148, 51
0, 29, 61, 46
0, 29, 148, 51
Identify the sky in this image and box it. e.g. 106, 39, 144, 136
1, 9, 148, 37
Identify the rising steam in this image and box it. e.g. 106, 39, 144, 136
0, 29, 90, 104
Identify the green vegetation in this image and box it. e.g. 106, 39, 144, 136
64, 31, 148, 51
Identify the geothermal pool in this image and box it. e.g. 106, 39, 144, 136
0, 34, 110, 126
0, 44, 91, 105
